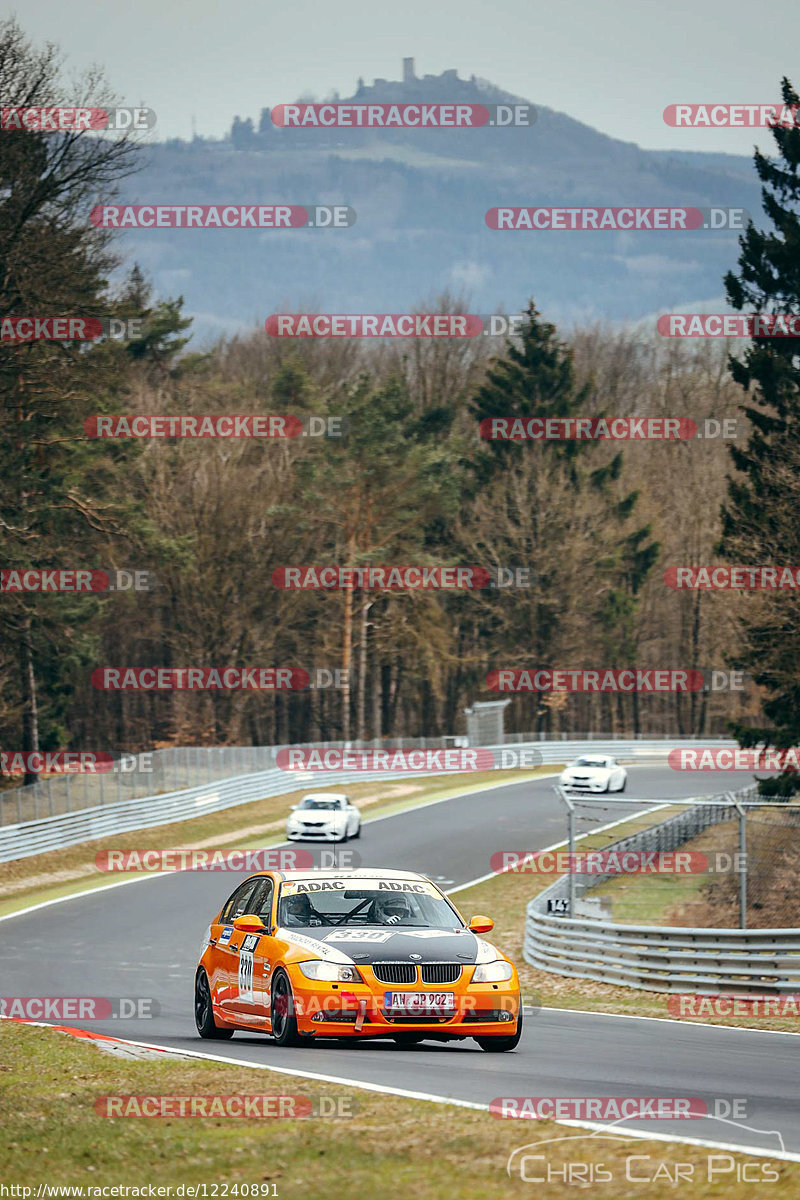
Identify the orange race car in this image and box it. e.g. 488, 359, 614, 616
194, 867, 522, 1051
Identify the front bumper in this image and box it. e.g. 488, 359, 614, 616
286, 969, 521, 1038
560, 777, 609, 792
286, 825, 344, 841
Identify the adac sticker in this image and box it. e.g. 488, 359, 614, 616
218, 925, 233, 946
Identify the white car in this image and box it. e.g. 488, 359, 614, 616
285, 793, 361, 842
559, 756, 627, 793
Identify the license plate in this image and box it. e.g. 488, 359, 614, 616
384, 991, 455, 1013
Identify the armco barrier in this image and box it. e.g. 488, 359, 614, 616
0, 737, 738, 863
523, 785, 800, 994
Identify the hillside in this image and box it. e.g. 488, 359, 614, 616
114, 61, 763, 342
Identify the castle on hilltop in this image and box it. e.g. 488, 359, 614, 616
230, 60, 507, 147
353, 59, 475, 98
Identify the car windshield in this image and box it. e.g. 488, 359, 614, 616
277, 884, 463, 930
299, 798, 343, 810
573, 757, 609, 767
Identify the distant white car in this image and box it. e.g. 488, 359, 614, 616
285, 793, 361, 842
559, 756, 627, 793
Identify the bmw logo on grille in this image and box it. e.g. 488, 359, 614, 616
409, 953, 422, 961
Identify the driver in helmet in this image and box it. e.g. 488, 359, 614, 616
373, 893, 413, 925
282, 892, 322, 927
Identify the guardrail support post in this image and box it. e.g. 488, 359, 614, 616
554, 785, 576, 917
732, 795, 747, 930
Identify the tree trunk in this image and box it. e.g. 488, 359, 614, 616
371, 649, 382, 741
342, 580, 354, 743
356, 598, 372, 743
20, 610, 39, 786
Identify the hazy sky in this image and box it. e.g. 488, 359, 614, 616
10, 0, 798, 154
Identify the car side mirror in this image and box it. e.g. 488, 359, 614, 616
232, 914, 266, 934
469, 915, 494, 934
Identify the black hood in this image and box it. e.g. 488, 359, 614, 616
291, 925, 484, 964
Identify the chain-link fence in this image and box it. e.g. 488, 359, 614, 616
0, 730, 713, 828
558, 789, 800, 930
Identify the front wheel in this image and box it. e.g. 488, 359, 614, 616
475, 1006, 523, 1053
270, 970, 302, 1046
194, 968, 234, 1039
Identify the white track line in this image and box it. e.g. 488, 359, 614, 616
5, 1019, 798, 1162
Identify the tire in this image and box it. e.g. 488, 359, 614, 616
475, 1005, 523, 1053
270, 970, 302, 1046
195, 968, 234, 1039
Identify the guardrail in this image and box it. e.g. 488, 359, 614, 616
0, 732, 726, 827
0, 737, 737, 862
524, 786, 800, 993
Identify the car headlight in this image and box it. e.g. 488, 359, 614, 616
472, 960, 514, 983
297, 961, 363, 983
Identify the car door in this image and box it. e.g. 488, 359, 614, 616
214, 877, 263, 1014
228, 875, 276, 1021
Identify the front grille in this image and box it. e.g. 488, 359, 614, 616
421, 963, 462, 985
372, 962, 417, 985
384, 1013, 451, 1024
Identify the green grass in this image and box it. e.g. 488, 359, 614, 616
1, 1022, 797, 1196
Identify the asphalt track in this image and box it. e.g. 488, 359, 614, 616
2, 766, 799, 1159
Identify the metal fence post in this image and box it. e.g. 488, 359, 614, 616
554, 785, 576, 917
739, 805, 747, 931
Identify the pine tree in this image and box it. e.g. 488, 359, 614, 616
720, 76, 800, 795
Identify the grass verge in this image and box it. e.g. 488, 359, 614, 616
0, 1021, 796, 1195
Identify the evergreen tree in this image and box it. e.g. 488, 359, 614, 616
720, 76, 800, 795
